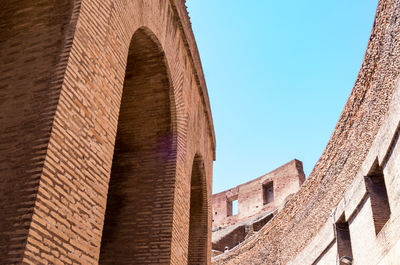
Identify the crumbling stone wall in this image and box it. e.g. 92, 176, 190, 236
213, 0, 400, 264
212, 159, 305, 229
0, 0, 215, 264
211, 160, 304, 257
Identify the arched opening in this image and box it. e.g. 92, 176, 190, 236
99, 28, 177, 264
188, 155, 209, 264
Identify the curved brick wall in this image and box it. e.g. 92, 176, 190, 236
214, 0, 400, 264
0, 0, 215, 264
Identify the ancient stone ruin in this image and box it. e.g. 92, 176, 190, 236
211, 160, 305, 256
1, 0, 400, 264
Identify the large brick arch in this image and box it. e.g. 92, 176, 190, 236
99, 27, 178, 264
0, 1, 215, 264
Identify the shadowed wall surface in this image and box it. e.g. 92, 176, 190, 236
99, 28, 177, 264
188, 155, 209, 264
0, 1, 79, 262
0, 0, 215, 264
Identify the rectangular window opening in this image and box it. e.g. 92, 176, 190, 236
263, 182, 274, 205
226, 196, 238, 217
365, 159, 391, 235
232, 199, 238, 216
335, 215, 353, 265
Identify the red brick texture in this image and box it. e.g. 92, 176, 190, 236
212, 160, 305, 229
98, 28, 178, 264
213, 226, 246, 253
0, 1, 215, 264
0, 1, 80, 263
188, 155, 210, 264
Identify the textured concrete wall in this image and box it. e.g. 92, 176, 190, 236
0, 0, 214, 264
213, 0, 400, 264
212, 160, 304, 229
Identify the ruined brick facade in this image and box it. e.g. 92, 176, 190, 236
212, 159, 305, 229
211, 160, 304, 255
213, 0, 400, 264
0, 1, 215, 264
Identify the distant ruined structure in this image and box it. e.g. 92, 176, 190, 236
0, 0, 215, 264
213, 0, 400, 264
211, 160, 305, 256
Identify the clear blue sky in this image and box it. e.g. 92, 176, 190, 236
187, 0, 379, 194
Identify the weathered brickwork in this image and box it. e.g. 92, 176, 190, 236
212, 159, 305, 229
99, 28, 177, 264
0, 1, 80, 262
213, 226, 246, 253
211, 160, 304, 256
0, 1, 215, 264
213, 0, 400, 264
287, 79, 400, 265
188, 155, 209, 264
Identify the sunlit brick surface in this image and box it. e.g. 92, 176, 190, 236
0, 1, 215, 264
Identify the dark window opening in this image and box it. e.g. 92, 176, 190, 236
365, 159, 391, 234
263, 182, 274, 205
335, 215, 353, 265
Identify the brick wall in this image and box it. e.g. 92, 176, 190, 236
285, 83, 400, 264
0, 1, 79, 263
213, 226, 246, 252
0, 1, 215, 264
212, 159, 305, 229
98, 27, 177, 264
188, 155, 209, 264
